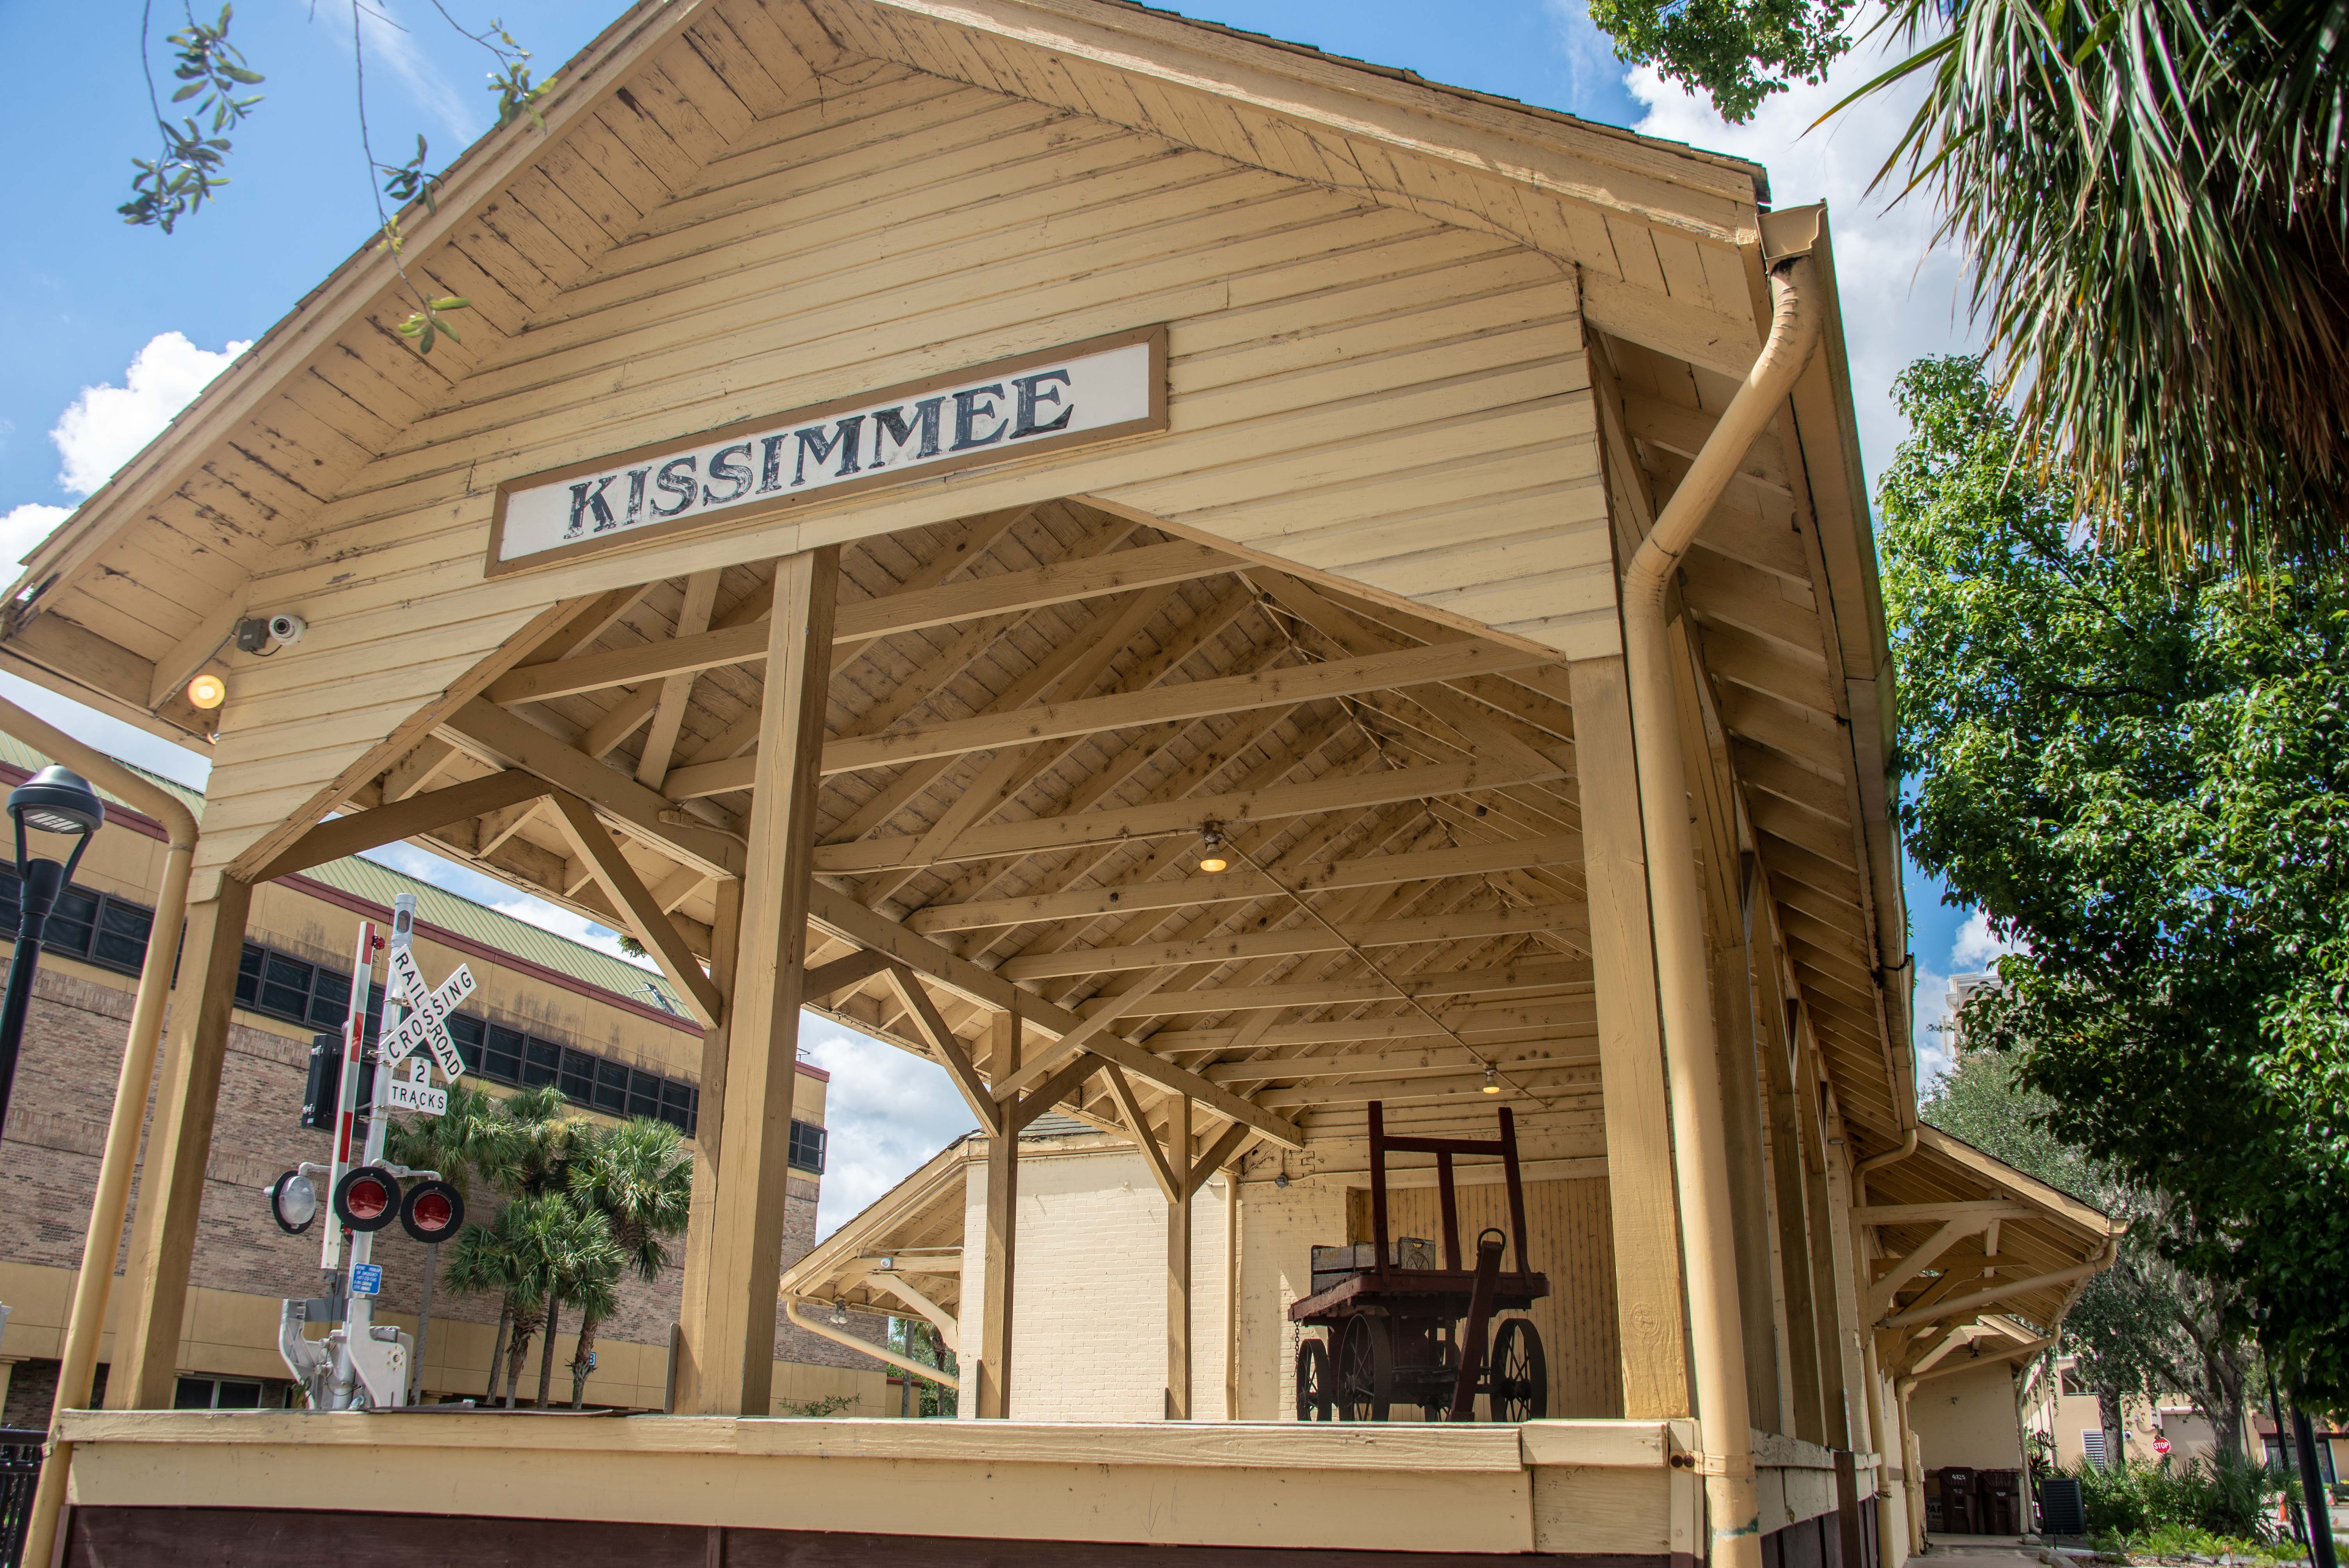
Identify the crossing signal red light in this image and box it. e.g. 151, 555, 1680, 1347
399, 1179, 465, 1244
331, 1166, 402, 1232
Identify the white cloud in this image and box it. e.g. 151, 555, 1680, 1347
1914, 963, 1957, 1087
0, 504, 71, 569
1542, 0, 1634, 116
50, 332, 252, 497
0, 672, 212, 789
799, 1017, 980, 1238
319, 0, 482, 147
1913, 909, 2026, 1086
1951, 906, 2020, 970
1628, 34, 1982, 484
354, 841, 656, 974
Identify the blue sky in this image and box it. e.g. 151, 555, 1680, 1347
0, 0, 1989, 1227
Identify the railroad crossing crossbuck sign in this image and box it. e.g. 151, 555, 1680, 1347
384, 947, 473, 1092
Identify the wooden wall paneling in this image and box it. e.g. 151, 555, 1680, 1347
1382, 1176, 1622, 1417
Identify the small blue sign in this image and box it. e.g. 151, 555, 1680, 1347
349, 1263, 382, 1297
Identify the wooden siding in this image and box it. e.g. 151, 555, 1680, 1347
1382, 1175, 1625, 1419
181, 54, 1607, 883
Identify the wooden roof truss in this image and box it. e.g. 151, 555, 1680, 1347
309, 502, 1612, 1152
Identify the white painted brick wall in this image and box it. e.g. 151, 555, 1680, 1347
957, 1142, 1228, 1422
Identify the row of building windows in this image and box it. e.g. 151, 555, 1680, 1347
0, 868, 825, 1174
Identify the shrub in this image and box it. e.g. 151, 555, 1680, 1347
2074, 1452, 2296, 1543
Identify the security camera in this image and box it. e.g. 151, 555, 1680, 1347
266, 613, 308, 647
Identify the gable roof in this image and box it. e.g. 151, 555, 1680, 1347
0, 0, 1905, 1157
1, 0, 1786, 736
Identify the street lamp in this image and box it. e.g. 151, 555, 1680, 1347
0, 766, 106, 1137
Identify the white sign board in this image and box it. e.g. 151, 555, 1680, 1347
486, 327, 1167, 575
385, 1058, 448, 1117
384, 955, 472, 1084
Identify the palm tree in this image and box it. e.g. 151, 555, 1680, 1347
508, 1192, 624, 1409
442, 1198, 542, 1405
492, 1083, 581, 1196
1848, 0, 2349, 574
383, 1082, 505, 1402
432, 1086, 579, 1404
562, 1118, 694, 1407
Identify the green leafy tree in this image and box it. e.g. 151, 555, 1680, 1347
888, 1316, 958, 1418
119, 2, 554, 351
1585, 0, 2348, 576
562, 1118, 693, 1408
1884, 353, 2349, 1403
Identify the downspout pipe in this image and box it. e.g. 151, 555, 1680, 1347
0, 698, 201, 1568
1854, 1129, 1919, 1194
1620, 242, 1823, 1568
782, 1295, 962, 1393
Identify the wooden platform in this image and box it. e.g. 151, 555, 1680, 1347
56, 1410, 1707, 1557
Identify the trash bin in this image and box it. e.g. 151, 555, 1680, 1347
1980, 1469, 2020, 1534
1939, 1467, 1980, 1534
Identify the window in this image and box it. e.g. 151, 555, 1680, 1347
2081, 1431, 2110, 1470
174, 1375, 269, 1409
0, 870, 160, 984
1, 868, 773, 1153
790, 1120, 827, 1174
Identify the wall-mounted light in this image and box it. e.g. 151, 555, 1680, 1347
187, 673, 227, 710
1197, 825, 1229, 875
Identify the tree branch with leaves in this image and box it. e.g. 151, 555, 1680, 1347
121, 0, 551, 353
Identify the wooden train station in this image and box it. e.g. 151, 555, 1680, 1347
0, 0, 2117, 1562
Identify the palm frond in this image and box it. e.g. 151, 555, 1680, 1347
1853, 0, 2349, 575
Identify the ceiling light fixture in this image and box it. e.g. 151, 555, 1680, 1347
1196, 825, 1229, 875
1482, 1065, 1502, 1095
186, 673, 227, 710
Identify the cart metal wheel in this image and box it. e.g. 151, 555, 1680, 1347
1487, 1317, 1548, 1422
1296, 1336, 1337, 1421
1337, 1314, 1395, 1422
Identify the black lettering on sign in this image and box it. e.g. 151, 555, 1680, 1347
702, 442, 753, 506
952, 384, 1008, 451
566, 476, 618, 538
869, 397, 945, 469
1011, 370, 1075, 438
792, 416, 864, 487
653, 456, 699, 518
758, 433, 788, 495
624, 467, 653, 527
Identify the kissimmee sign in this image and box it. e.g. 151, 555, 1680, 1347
487, 326, 1167, 574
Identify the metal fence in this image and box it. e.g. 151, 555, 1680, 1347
0, 1429, 42, 1568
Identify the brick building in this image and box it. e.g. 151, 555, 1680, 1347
0, 735, 891, 1420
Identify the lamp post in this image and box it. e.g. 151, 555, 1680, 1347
0, 766, 106, 1137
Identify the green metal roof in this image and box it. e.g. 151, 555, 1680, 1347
0, 732, 689, 1018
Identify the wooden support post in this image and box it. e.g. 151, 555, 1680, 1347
977, 1008, 1019, 1419
111, 880, 254, 1408
1714, 939, 1782, 1434
1567, 656, 1690, 1418
671, 875, 742, 1416
1166, 1094, 1193, 1422
1766, 1061, 1829, 1445
683, 548, 837, 1416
